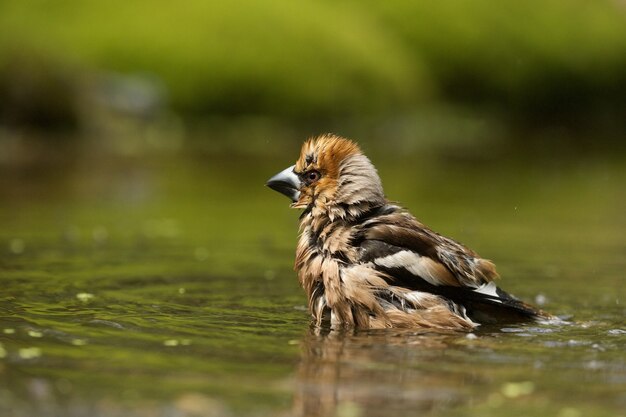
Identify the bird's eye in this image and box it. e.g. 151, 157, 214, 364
304, 170, 321, 184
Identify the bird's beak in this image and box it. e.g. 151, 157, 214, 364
266, 165, 301, 203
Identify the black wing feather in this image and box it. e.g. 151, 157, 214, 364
375, 265, 543, 323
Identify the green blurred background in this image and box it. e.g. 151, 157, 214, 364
1, 0, 625, 151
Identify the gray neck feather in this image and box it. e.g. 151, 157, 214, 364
336, 154, 385, 207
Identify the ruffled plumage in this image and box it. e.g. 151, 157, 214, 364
268, 134, 551, 330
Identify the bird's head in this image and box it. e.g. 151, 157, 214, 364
267, 134, 385, 216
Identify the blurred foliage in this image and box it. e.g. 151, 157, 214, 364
366, 1, 626, 119
0, 0, 625, 129
0, 0, 421, 121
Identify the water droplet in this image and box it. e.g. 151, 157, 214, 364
567, 339, 591, 347
89, 319, 124, 329
18, 347, 42, 359
534, 293, 548, 306
164, 339, 179, 347
500, 327, 525, 333
27, 330, 43, 338
76, 293, 95, 302
584, 360, 603, 370
3, 328, 15, 334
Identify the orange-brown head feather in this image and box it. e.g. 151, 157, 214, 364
292, 134, 363, 209
292, 134, 384, 212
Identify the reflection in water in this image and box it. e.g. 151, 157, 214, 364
294, 328, 468, 417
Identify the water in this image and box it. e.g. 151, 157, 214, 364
1, 141, 625, 417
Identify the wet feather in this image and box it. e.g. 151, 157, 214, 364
272, 133, 551, 330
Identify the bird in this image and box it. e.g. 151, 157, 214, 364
266, 134, 551, 330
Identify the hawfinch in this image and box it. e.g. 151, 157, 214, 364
267, 134, 550, 330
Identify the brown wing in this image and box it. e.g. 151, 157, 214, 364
355, 205, 545, 322
356, 205, 498, 288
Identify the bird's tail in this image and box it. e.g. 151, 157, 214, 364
459, 282, 552, 324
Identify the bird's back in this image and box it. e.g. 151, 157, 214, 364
297, 203, 549, 329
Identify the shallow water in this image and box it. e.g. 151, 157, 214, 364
1, 143, 625, 417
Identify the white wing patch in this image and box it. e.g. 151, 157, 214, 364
474, 281, 502, 303
373, 250, 443, 286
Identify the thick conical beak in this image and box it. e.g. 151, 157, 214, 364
266, 165, 301, 202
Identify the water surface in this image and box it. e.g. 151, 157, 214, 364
1, 142, 625, 417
